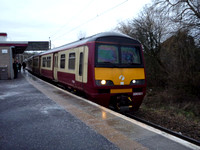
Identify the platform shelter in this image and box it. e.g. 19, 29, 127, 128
0, 33, 49, 80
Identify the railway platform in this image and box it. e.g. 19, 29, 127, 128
0, 71, 199, 150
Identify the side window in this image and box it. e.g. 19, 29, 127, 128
60, 54, 65, 69
47, 56, 51, 68
42, 57, 46, 67
68, 53, 75, 70
79, 52, 83, 76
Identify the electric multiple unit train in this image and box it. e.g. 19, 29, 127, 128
26, 32, 146, 111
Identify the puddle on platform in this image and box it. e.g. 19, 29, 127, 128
0, 92, 20, 100
40, 105, 63, 115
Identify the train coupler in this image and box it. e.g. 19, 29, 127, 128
110, 95, 133, 112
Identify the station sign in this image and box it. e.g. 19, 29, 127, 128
2, 49, 8, 54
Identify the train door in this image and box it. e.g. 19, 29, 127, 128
53, 53, 58, 81
39, 56, 41, 75
75, 46, 88, 89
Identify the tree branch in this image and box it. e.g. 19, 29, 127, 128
186, 0, 200, 19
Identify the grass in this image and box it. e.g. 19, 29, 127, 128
137, 89, 200, 140
141, 87, 200, 123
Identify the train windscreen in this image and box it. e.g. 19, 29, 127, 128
95, 44, 143, 68
97, 45, 119, 64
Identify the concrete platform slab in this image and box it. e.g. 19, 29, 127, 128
0, 72, 119, 150
0, 71, 199, 150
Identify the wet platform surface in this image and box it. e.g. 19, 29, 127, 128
0, 71, 199, 150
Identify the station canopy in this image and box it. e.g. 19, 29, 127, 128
26, 41, 49, 51
0, 41, 49, 54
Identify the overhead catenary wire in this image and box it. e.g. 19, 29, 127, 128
49, 0, 96, 38
51, 0, 128, 41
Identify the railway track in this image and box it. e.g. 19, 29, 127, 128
123, 112, 200, 146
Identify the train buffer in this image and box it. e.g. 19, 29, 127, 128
0, 71, 199, 150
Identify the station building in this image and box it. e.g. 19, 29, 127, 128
0, 33, 49, 80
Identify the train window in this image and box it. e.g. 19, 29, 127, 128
79, 52, 83, 76
121, 47, 141, 64
60, 54, 65, 69
42, 57, 46, 67
96, 44, 143, 68
47, 56, 51, 68
69, 53, 75, 70
97, 45, 119, 63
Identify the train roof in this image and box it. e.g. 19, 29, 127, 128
36, 32, 140, 56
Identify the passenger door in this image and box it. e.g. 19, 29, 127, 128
53, 53, 58, 81
75, 46, 88, 89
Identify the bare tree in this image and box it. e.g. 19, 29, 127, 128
117, 5, 170, 68
117, 5, 170, 86
153, 0, 200, 41
117, 1, 200, 96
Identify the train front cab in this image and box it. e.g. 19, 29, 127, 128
90, 36, 146, 111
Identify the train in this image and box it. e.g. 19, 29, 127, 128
26, 32, 146, 111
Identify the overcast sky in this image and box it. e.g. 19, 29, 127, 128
0, 0, 151, 47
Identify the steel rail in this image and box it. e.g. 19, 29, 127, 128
124, 112, 200, 146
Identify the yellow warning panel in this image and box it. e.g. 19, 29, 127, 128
95, 68, 145, 85
110, 89, 132, 93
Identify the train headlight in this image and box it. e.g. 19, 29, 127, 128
130, 79, 145, 85
96, 80, 114, 86
101, 80, 106, 85
132, 80, 136, 84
